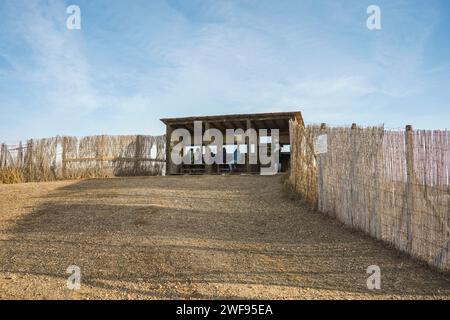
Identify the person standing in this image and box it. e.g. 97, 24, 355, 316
194, 147, 202, 164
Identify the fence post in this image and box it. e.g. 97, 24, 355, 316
24, 139, 34, 182
405, 125, 414, 253
348, 123, 357, 226
134, 135, 143, 175
61, 137, 67, 179
100, 135, 106, 174
372, 129, 383, 240
17, 141, 24, 168
293, 123, 299, 191
317, 123, 327, 211
0, 143, 6, 167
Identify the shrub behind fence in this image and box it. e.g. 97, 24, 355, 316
289, 121, 449, 271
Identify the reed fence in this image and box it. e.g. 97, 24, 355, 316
0, 134, 166, 183
289, 121, 450, 271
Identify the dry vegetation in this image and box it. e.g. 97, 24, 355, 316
0, 175, 448, 299
0, 168, 24, 184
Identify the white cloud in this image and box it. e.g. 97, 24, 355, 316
14, 0, 98, 114
1, 0, 448, 142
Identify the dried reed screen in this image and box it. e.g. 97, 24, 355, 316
0, 135, 166, 183
289, 121, 449, 270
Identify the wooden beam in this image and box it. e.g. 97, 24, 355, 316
179, 123, 194, 133
264, 119, 277, 129
165, 125, 173, 175
254, 120, 265, 130
205, 122, 213, 174
232, 120, 245, 129
161, 111, 300, 121
275, 119, 286, 129
210, 121, 226, 131
162, 114, 300, 126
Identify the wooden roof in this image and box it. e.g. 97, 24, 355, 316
160, 111, 303, 131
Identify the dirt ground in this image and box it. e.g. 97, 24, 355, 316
0, 175, 449, 299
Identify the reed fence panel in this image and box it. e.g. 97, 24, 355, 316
0, 134, 166, 183
289, 121, 449, 270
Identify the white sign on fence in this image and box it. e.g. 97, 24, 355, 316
314, 134, 328, 154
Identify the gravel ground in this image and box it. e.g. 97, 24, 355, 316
0, 175, 449, 299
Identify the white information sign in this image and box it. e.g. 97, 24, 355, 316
314, 134, 328, 154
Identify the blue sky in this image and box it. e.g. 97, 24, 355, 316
0, 0, 449, 143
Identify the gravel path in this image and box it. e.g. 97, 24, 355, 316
0, 175, 449, 299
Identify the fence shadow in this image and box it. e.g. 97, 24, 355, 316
1, 176, 449, 299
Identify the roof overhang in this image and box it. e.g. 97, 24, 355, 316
160, 111, 303, 132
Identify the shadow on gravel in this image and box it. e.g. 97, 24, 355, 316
1, 176, 449, 299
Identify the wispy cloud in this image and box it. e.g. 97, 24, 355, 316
7, 0, 98, 114
0, 0, 449, 142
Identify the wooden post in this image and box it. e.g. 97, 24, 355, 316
405, 124, 414, 252
256, 127, 260, 173
0, 143, 6, 167
349, 123, 357, 226
205, 122, 212, 174
294, 123, 301, 191
17, 141, 24, 168
165, 125, 173, 175
62, 137, 67, 179
96, 135, 106, 175
134, 135, 143, 175
25, 139, 34, 182
372, 129, 383, 240
317, 123, 327, 211
246, 119, 251, 173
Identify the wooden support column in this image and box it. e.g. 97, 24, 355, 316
405, 124, 414, 252
205, 122, 212, 174
256, 127, 260, 172
246, 119, 251, 173
165, 124, 174, 175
